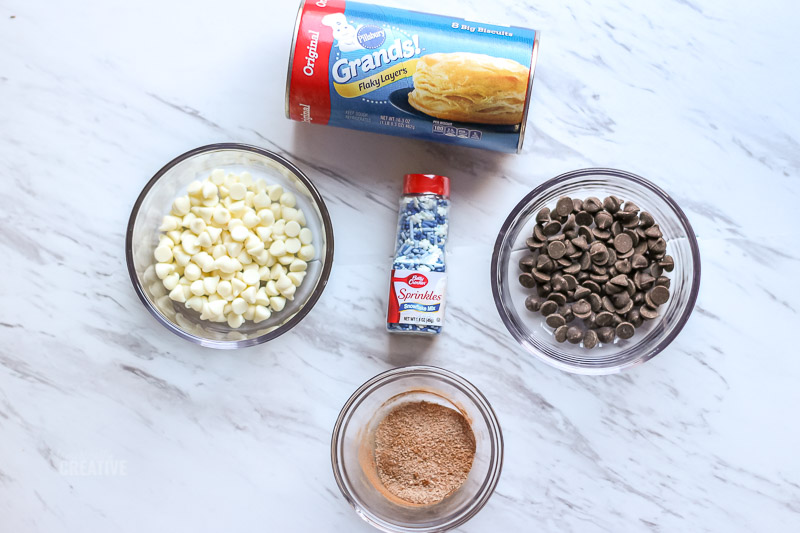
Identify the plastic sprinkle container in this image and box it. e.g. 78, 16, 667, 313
386, 174, 451, 335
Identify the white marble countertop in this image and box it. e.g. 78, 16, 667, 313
2, 0, 799, 531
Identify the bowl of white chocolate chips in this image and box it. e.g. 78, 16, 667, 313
126, 143, 334, 348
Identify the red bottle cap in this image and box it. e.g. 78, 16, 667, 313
403, 174, 451, 198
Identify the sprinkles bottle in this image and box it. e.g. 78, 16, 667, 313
387, 174, 451, 335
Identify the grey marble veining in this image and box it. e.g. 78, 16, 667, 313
1, 0, 799, 531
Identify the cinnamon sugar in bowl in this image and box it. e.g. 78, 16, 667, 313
331, 366, 503, 533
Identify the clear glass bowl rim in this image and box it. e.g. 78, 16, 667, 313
330, 365, 504, 533
490, 168, 702, 374
125, 142, 335, 349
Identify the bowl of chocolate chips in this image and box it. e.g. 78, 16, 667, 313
491, 168, 701, 374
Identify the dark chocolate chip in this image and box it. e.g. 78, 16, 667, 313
610, 274, 629, 287
596, 311, 614, 327
537, 284, 552, 297
650, 285, 670, 306
540, 300, 558, 316
548, 292, 567, 306
644, 225, 662, 239
640, 305, 659, 320
525, 295, 541, 312
584, 197, 603, 213
536, 207, 551, 224
583, 329, 599, 349
546, 313, 566, 328
603, 196, 621, 213
573, 299, 592, 316
631, 254, 649, 270
613, 233, 633, 254
519, 272, 536, 288
554, 325, 568, 343
551, 274, 568, 293
532, 269, 552, 284
592, 227, 612, 240
639, 211, 655, 228
655, 276, 671, 289
519, 255, 536, 272
660, 255, 675, 272
588, 293, 603, 312
595, 211, 613, 230
543, 220, 562, 236
627, 308, 643, 328
574, 286, 592, 300
616, 322, 635, 340
597, 326, 615, 343
566, 326, 585, 344
555, 196, 574, 217
547, 240, 567, 259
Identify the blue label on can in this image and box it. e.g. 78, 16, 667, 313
294, 0, 538, 154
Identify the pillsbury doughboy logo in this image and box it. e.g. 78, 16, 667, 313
321, 13, 364, 52
357, 25, 386, 49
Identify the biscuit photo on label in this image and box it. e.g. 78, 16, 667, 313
408, 52, 531, 125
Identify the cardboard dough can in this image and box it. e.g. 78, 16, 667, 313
286, 0, 539, 154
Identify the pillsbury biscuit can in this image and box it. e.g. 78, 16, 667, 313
286, 0, 539, 153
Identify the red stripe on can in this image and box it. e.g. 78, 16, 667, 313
288, 0, 345, 125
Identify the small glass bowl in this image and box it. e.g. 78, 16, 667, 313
491, 168, 701, 375
126, 143, 334, 349
331, 366, 503, 533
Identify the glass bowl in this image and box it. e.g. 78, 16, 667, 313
126, 143, 334, 349
491, 168, 701, 375
331, 366, 503, 533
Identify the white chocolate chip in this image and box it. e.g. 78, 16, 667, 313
299, 228, 313, 245
275, 275, 293, 293
285, 238, 301, 254
203, 275, 220, 295
298, 244, 315, 261
241, 286, 258, 304
289, 259, 307, 272
231, 297, 248, 315
159, 215, 181, 232
279, 191, 296, 208
172, 196, 191, 216
265, 280, 280, 297
169, 285, 186, 303
285, 220, 301, 238
267, 185, 283, 202
230, 225, 249, 242
231, 278, 246, 296
155, 263, 175, 279
190, 279, 205, 296
255, 287, 269, 306
217, 280, 233, 298
269, 296, 286, 312
229, 183, 247, 201
242, 268, 260, 286
269, 240, 286, 257
281, 283, 296, 299
154, 246, 173, 263
254, 305, 271, 323
184, 263, 201, 281
288, 272, 306, 286
163, 272, 180, 291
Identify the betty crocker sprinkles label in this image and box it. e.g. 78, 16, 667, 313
387, 270, 447, 327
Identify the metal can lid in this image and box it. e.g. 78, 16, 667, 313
403, 174, 451, 198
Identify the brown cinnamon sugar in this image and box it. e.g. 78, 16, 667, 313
374, 401, 476, 506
